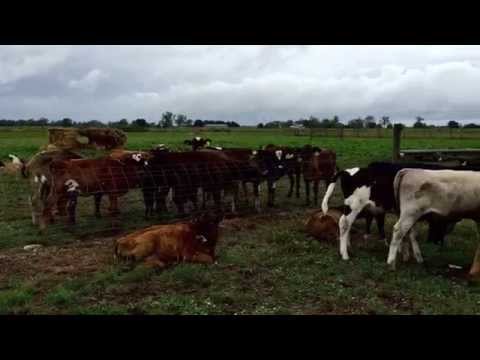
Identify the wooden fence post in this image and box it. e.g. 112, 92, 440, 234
393, 124, 403, 162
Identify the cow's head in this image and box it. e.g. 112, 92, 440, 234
250, 149, 287, 179
185, 137, 212, 151
306, 210, 340, 243
191, 212, 223, 257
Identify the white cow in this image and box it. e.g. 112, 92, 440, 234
388, 168, 480, 277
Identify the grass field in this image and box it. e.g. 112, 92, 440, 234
1, 127, 480, 314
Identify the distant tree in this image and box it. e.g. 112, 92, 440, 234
257, 123, 264, 129
381, 116, 390, 128
347, 118, 364, 129
364, 115, 376, 128
160, 112, 175, 128
133, 118, 148, 127
175, 114, 187, 127
464, 123, 480, 128
185, 119, 193, 127
387, 123, 393, 129
60, 118, 73, 127
119, 119, 129, 126
413, 116, 427, 128
193, 119, 204, 127
447, 120, 460, 128
228, 121, 240, 127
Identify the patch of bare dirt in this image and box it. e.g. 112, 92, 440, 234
0, 238, 115, 284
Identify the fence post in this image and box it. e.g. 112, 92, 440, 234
393, 124, 403, 162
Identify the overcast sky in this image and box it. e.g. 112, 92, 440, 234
1, 45, 480, 126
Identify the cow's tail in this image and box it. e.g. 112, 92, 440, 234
321, 170, 346, 214
393, 169, 408, 213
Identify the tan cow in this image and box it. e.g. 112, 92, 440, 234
389, 168, 480, 277
114, 213, 223, 268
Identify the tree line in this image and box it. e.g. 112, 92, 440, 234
257, 116, 480, 129
0, 112, 240, 129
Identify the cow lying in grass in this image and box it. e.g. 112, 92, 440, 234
387, 168, 480, 277
114, 212, 223, 268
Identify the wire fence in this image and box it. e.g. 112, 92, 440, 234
0, 163, 313, 244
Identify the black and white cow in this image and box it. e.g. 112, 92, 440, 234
184, 137, 212, 151
321, 161, 468, 261
387, 168, 480, 276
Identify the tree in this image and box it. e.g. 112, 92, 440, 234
381, 116, 390, 128
193, 119, 204, 127
447, 120, 460, 128
257, 123, 264, 129
464, 123, 480, 128
159, 112, 175, 128
364, 115, 376, 128
60, 118, 73, 127
133, 118, 148, 127
347, 118, 364, 128
413, 116, 427, 128
175, 114, 187, 127
119, 119, 129, 126
185, 119, 193, 127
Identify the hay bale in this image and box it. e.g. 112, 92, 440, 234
305, 208, 343, 243
47, 127, 127, 151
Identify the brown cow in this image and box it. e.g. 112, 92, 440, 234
44, 153, 147, 229
114, 212, 223, 268
299, 145, 337, 206
305, 208, 342, 243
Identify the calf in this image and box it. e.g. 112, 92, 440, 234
299, 145, 337, 206
142, 150, 261, 216
387, 168, 480, 277
184, 137, 212, 151
114, 212, 223, 268
44, 153, 147, 229
321, 161, 467, 261
0, 154, 25, 175
22, 149, 85, 228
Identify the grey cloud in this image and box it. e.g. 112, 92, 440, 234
1, 45, 480, 125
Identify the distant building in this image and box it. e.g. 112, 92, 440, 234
204, 123, 229, 128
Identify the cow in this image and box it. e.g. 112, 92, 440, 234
249, 148, 288, 208
305, 208, 343, 243
114, 212, 223, 268
184, 137, 212, 151
22, 149, 86, 228
141, 150, 249, 216
387, 168, 480, 277
43, 153, 148, 229
321, 161, 471, 261
299, 145, 337, 206
0, 154, 25, 175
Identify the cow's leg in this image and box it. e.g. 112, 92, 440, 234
202, 189, 207, 210
143, 189, 154, 219
364, 212, 373, 241
242, 181, 249, 202
155, 187, 169, 214
313, 180, 320, 205
469, 222, 480, 277
212, 190, 222, 212
408, 225, 424, 264
56, 197, 67, 218
304, 180, 311, 206
375, 214, 387, 246
94, 193, 102, 218
108, 195, 120, 215
190, 252, 215, 264
295, 169, 301, 198
253, 183, 261, 213
66, 191, 78, 225
267, 180, 276, 207
339, 206, 367, 260
231, 183, 239, 214
287, 173, 294, 198
144, 255, 167, 269
387, 213, 421, 270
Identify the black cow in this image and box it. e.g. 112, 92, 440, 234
184, 137, 212, 151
